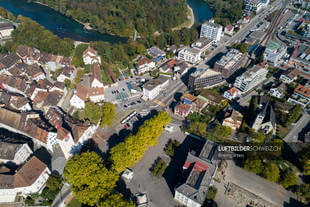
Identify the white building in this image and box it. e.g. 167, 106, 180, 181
83, 47, 101, 65
224, 87, 239, 100
269, 83, 287, 99
200, 20, 223, 42
178, 47, 201, 64
0, 22, 14, 39
264, 41, 287, 66
0, 142, 32, 165
0, 156, 50, 203
143, 76, 170, 100
57, 66, 76, 83
234, 64, 268, 93
136, 56, 155, 74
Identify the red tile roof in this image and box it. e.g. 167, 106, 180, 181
295, 84, 310, 98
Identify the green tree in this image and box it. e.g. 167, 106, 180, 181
46, 174, 62, 191
101, 102, 116, 127
213, 125, 232, 138
300, 145, 310, 175
99, 194, 135, 207
188, 121, 207, 137
263, 163, 280, 183
64, 79, 71, 88
239, 42, 249, 53
64, 151, 119, 206
297, 184, 310, 203
243, 158, 263, 174
280, 171, 297, 188
284, 104, 302, 127
84, 102, 102, 124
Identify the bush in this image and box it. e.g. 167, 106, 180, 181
151, 158, 168, 177
164, 140, 181, 157
206, 186, 217, 200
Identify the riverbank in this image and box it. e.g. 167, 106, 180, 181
172, 5, 195, 31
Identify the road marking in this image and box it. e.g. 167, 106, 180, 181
154, 99, 166, 107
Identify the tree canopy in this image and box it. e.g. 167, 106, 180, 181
64, 151, 119, 206
6, 16, 74, 56
110, 111, 171, 173
263, 163, 280, 183
84, 102, 116, 127
30, 0, 188, 37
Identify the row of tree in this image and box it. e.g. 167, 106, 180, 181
110, 111, 171, 173
64, 111, 171, 205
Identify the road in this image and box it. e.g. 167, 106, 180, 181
51, 183, 71, 207
284, 112, 310, 142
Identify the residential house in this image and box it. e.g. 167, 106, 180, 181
0, 108, 58, 151
136, 56, 155, 74
83, 47, 101, 65
222, 110, 243, 130
191, 37, 213, 56
269, 83, 287, 99
0, 142, 32, 165
224, 87, 239, 100
159, 59, 178, 73
0, 75, 28, 95
142, 75, 170, 100
146, 46, 166, 59
16, 45, 41, 65
174, 103, 192, 118
0, 54, 22, 73
70, 63, 105, 109
57, 65, 76, 83
181, 93, 208, 113
279, 68, 298, 83
224, 25, 234, 35
175, 140, 218, 207
288, 84, 310, 107
0, 22, 14, 39
0, 156, 50, 203
9, 95, 31, 111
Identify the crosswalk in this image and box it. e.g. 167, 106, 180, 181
153, 99, 166, 107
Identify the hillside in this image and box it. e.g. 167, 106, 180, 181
30, 0, 188, 37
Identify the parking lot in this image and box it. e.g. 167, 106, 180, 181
123, 125, 187, 207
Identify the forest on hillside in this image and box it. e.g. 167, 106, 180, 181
30, 0, 188, 37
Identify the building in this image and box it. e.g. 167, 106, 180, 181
244, 0, 265, 15
142, 75, 170, 100
57, 65, 76, 83
214, 49, 247, 79
264, 41, 287, 66
280, 68, 298, 83
83, 47, 101, 65
178, 47, 201, 64
174, 140, 218, 207
223, 87, 239, 100
146, 46, 166, 59
0, 22, 14, 39
234, 64, 268, 93
174, 103, 192, 118
181, 93, 208, 113
288, 84, 310, 107
269, 83, 287, 99
0, 54, 22, 73
191, 37, 213, 55
252, 101, 276, 134
200, 20, 223, 42
224, 25, 234, 36
222, 110, 243, 130
0, 142, 32, 165
136, 56, 155, 74
0, 156, 50, 203
0, 108, 57, 151
188, 68, 223, 91
290, 44, 310, 77
70, 63, 104, 109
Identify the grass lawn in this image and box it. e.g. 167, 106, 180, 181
276, 124, 289, 138
66, 198, 81, 207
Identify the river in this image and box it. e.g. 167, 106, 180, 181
0, 0, 213, 43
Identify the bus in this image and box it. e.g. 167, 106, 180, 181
121, 111, 137, 124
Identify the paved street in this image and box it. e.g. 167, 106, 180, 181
51, 183, 71, 207
284, 112, 310, 143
